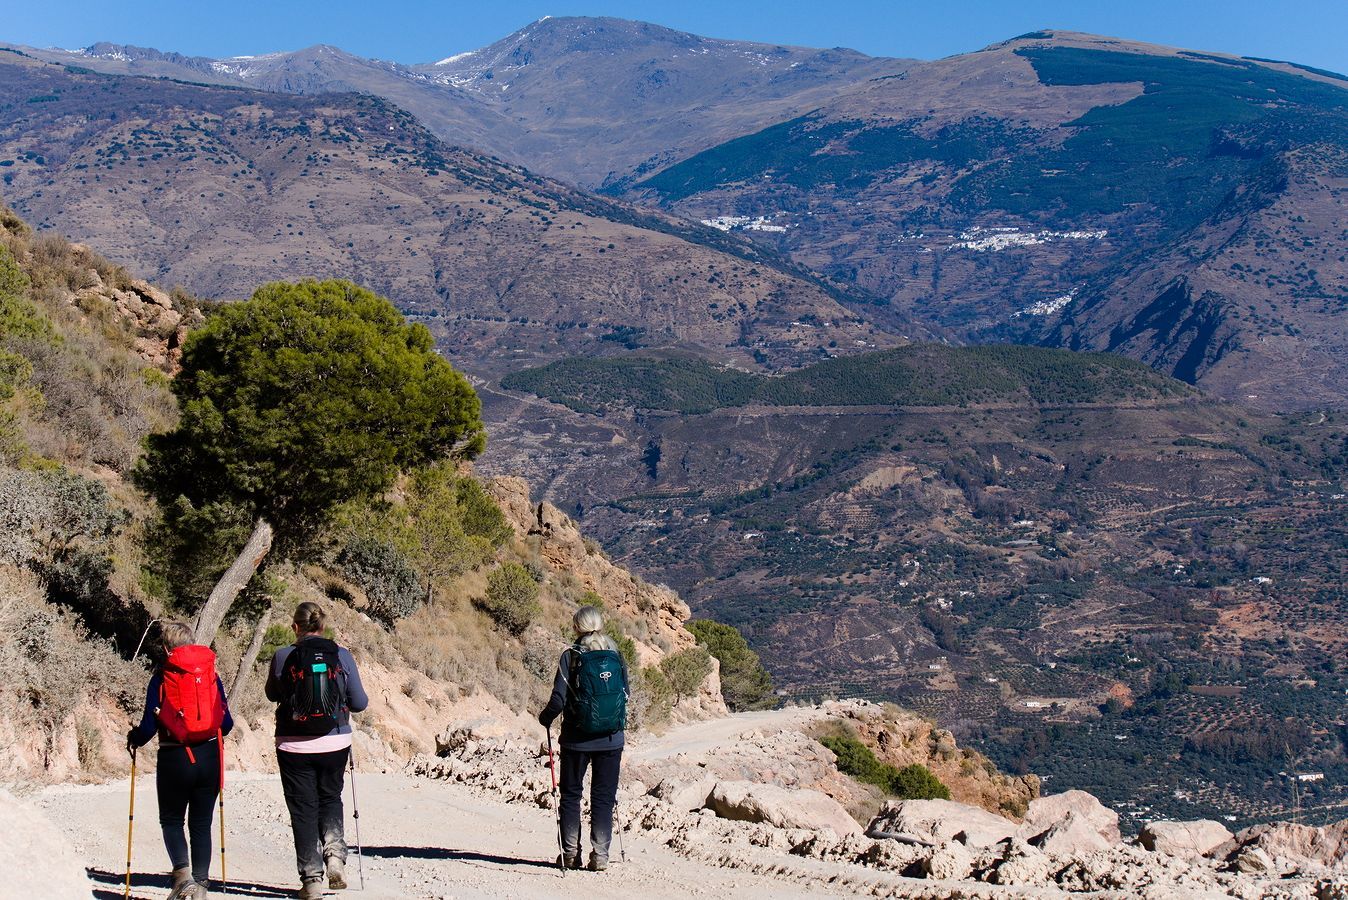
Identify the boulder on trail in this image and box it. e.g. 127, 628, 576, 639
1216, 819, 1348, 874
1138, 819, 1234, 858
1020, 789, 1121, 845
866, 798, 1016, 849
921, 839, 974, 880
650, 774, 718, 812
1029, 810, 1113, 857
705, 780, 862, 836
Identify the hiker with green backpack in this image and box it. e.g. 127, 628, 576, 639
265, 601, 369, 900
126, 621, 233, 900
538, 605, 629, 872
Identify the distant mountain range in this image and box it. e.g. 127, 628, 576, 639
9, 18, 907, 189
6, 18, 1348, 409
0, 46, 887, 375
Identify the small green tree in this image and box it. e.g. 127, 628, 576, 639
404, 462, 509, 583
479, 562, 541, 635
659, 646, 712, 704
889, 763, 951, 801
686, 618, 776, 711
138, 279, 484, 645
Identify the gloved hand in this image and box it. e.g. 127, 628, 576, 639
126, 728, 138, 756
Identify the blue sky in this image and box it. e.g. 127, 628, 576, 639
6, 1, 1347, 75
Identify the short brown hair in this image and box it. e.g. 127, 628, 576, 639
159, 621, 195, 651
293, 601, 326, 635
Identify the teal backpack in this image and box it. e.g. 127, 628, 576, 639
566, 646, 627, 736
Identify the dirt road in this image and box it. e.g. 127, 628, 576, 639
39, 766, 850, 900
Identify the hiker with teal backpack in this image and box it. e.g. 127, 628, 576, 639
126, 621, 233, 900
538, 605, 629, 872
265, 601, 369, 900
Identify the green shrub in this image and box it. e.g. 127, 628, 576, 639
659, 646, 712, 703
261, 624, 294, 662
889, 763, 951, 801
404, 463, 507, 582
686, 618, 775, 711
638, 664, 674, 725
820, 734, 951, 800
606, 624, 637, 667
337, 534, 423, 624
478, 562, 541, 635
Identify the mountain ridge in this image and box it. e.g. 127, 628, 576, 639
0, 53, 897, 375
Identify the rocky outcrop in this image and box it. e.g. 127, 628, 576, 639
1020, 790, 1120, 845
817, 700, 1039, 817
1140, 819, 1234, 858
867, 798, 1016, 849
1028, 811, 1112, 856
51, 243, 200, 372
706, 780, 862, 836
1216, 820, 1348, 876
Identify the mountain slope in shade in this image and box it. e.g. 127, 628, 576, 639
8, 17, 909, 188
626, 32, 1348, 410
0, 55, 890, 376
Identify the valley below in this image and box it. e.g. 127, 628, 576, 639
483, 351, 1348, 829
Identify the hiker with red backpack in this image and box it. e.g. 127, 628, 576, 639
538, 605, 629, 872
265, 601, 369, 900
126, 621, 233, 900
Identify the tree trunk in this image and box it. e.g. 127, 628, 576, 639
230, 605, 272, 700
194, 516, 274, 648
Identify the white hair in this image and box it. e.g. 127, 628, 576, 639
573, 605, 618, 652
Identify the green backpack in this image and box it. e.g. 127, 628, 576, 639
566, 646, 627, 736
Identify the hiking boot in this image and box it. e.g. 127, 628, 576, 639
298, 876, 325, 900
167, 883, 207, 900
326, 855, 348, 890
587, 851, 608, 872
560, 852, 581, 869
169, 866, 192, 889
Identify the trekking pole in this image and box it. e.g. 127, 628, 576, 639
615, 802, 627, 864
218, 731, 227, 895
546, 727, 565, 876
348, 750, 365, 890
125, 748, 136, 900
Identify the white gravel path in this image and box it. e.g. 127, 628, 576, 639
37, 768, 852, 899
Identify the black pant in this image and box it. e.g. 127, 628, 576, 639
559, 746, 622, 861
156, 740, 220, 884
277, 747, 349, 880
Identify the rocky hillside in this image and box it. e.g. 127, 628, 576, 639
0, 204, 738, 786
626, 31, 1348, 409
0, 50, 891, 377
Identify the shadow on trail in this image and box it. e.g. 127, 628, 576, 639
363, 845, 559, 870
88, 867, 291, 898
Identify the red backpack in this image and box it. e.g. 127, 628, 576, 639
157, 644, 226, 751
